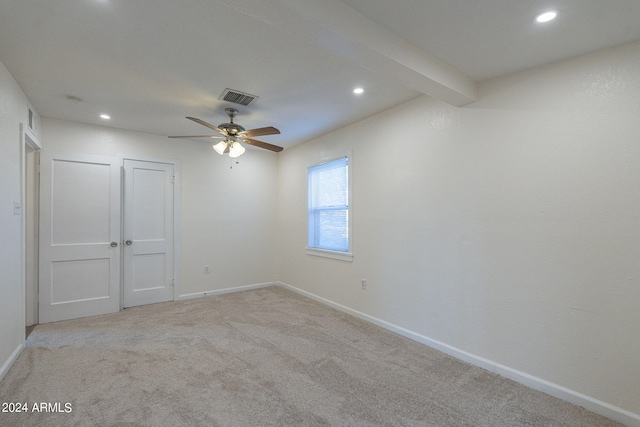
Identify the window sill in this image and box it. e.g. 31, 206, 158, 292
306, 248, 354, 262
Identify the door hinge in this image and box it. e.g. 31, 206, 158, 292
171, 278, 175, 287
172, 175, 176, 184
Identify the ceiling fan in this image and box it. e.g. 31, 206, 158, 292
169, 108, 283, 157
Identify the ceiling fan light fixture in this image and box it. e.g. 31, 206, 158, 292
213, 141, 227, 155
228, 141, 246, 158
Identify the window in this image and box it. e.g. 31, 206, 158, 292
307, 156, 351, 260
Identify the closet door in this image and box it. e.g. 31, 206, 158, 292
39, 151, 121, 323
122, 159, 175, 308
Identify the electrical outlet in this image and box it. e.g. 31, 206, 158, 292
204, 265, 210, 274
361, 279, 367, 290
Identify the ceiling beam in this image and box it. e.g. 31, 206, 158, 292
217, 0, 477, 106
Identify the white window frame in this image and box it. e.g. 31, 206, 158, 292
306, 153, 353, 262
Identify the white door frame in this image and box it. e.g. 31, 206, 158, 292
21, 124, 41, 330
118, 154, 181, 307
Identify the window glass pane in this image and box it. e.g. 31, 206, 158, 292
308, 157, 349, 252
312, 165, 347, 207
317, 209, 348, 251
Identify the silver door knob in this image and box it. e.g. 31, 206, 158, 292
110, 241, 118, 247
125, 240, 133, 245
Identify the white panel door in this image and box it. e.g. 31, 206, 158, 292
123, 159, 174, 308
39, 152, 121, 323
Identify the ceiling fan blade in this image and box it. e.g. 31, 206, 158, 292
244, 138, 284, 152
239, 126, 280, 137
186, 117, 225, 134
168, 135, 224, 139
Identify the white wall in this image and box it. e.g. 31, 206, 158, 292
0, 61, 39, 379
42, 118, 279, 297
277, 40, 640, 419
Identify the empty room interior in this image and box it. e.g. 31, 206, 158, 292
1, 1, 639, 425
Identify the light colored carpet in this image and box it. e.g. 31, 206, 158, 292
0, 286, 623, 426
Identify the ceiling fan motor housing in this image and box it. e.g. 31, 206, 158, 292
218, 122, 245, 136
220, 108, 245, 135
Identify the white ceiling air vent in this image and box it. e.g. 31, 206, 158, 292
219, 88, 259, 106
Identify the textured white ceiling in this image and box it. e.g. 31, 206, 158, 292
1, 0, 638, 150
341, 0, 640, 81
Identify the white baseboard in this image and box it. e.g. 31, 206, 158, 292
0, 343, 24, 384
276, 281, 640, 427
178, 282, 276, 300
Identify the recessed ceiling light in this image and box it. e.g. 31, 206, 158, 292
535, 10, 558, 23
353, 87, 364, 95
100, 114, 111, 120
